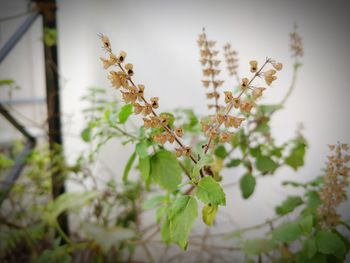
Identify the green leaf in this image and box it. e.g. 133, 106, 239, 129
139, 156, 151, 186
81, 127, 92, 142
256, 156, 278, 173
226, 158, 241, 168
302, 191, 321, 215
272, 221, 302, 243
239, 173, 256, 199
169, 196, 198, 250
123, 151, 136, 183
82, 222, 134, 252
295, 252, 327, 263
241, 239, 276, 255
298, 215, 313, 235
44, 191, 99, 225
285, 138, 306, 170
0, 154, 14, 169
150, 150, 182, 191
135, 141, 148, 159
44, 27, 57, 46
196, 176, 226, 205
316, 230, 346, 259
202, 203, 218, 226
118, 104, 133, 124
275, 196, 303, 215
191, 154, 214, 179
142, 195, 165, 210
259, 104, 282, 115
214, 145, 228, 159
302, 238, 317, 258
161, 216, 171, 244
0, 79, 14, 86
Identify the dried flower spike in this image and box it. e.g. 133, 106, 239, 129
317, 142, 349, 228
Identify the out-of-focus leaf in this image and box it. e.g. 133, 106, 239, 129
316, 230, 346, 259
202, 203, 218, 226
272, 221, 302, 243
118, 104, 133, 124
275, 196, 303, 215
256, 156, 278, 173
142, 195, 165, 210
241, 239, 276, 255
82, 222, 134, 252
214, 145, 228, 159
123, 151, 136, 183
239, 173, 256, 199
285, 138, 307, 170
44, 191, 99, 225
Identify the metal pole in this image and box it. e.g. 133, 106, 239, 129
0, 12, 39, 63
35, 0, 69, 235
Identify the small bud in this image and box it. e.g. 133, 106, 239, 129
240, 101, 254, 114
99, 34, 111, 51
224, 91, 233, 104
232, 97, 241, 108
249, 60, 258, 73
272, 62, 283, 71
219, 132, 232, 143
210, 130, 218, 139
175, 127, 184, 137
241, 78, 249, 89
175, 148, 183, 158
142, 104, 152, 116
125, 63, 134, 76
216, 114, 225, 124
184, 147, 192, 156
201, 121, 210, 132
150, 97, 159, 109
118, 51, 127, 63
133, 103, 143, 114
159, 116, 169, 126
137, 84, 145, 100
143, 118, 152, 128
252, 87, 266, 99
154, 133, 167, 145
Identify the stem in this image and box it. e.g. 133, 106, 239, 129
279, 59, 300, 107
55, 220, 73, 245
116, 63, 198, 164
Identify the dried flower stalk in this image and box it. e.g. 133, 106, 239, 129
223, 43, 240, 84
318, 143, 350, 228
290, 24, 303, 59
202, 57, 283, 153
98, 34, 198, 163
198, 28, 224, 112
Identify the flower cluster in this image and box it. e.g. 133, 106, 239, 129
201, 58, 283, 153
198, 29, 224, 112
317, 143, 350, 228
223, 43, 239, 82
290, 25, 303, 59
99, 34, 196, 162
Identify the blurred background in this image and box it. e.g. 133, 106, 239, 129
1, 0, 350, 261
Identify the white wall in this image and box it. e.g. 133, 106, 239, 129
56, 0, 350, 226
